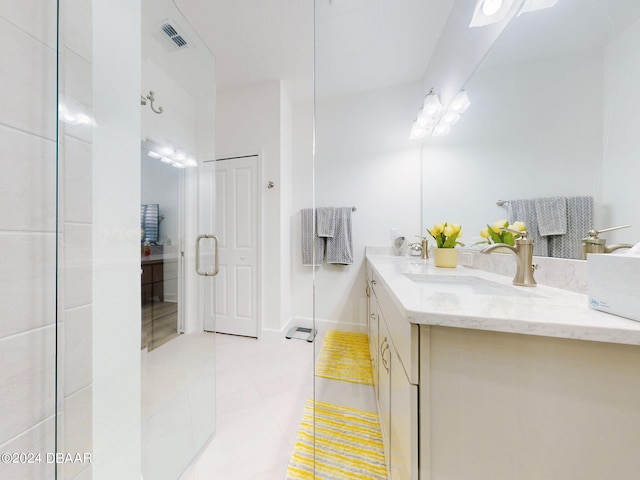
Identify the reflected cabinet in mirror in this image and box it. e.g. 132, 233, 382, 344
421, 0, 640, 257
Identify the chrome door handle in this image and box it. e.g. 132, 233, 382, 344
195, 234, 219, 276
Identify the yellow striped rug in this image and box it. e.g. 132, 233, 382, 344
315, 330, 374, 385
286, 399, 388, 479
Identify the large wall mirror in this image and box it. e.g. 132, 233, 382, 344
422, 0, 640, 255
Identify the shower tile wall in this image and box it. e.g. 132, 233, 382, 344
0, 2, 93, 479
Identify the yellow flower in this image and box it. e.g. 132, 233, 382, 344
480, 227, 490, 238
509, 221, 526, 232
431, 223, 444, 235
491, 220, 507, 233
443, 223, 460, 237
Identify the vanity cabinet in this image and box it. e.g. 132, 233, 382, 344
367, 254, 640, 480
367, 267, 419, 480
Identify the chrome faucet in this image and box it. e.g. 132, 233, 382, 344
481, 228, 537, 287
581, 225, 633, 259
409, 236, 429, 259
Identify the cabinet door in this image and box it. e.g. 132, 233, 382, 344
390, 346, 419, 480
367, 281, 379, 397
378, 312, 392, 471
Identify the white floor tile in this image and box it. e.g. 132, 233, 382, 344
180, 331, 378, 480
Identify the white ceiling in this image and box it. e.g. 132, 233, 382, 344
144, 0, 640, 105
170, 0, 453, 102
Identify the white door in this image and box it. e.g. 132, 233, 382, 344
203, 155, 259, 337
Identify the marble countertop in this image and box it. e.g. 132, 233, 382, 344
367, 253, 640, 346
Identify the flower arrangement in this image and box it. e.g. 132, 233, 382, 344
477, 220, 526, 246
427, 222, 464, 248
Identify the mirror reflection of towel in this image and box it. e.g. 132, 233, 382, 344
535, 197, 567, 236
508, 199, 548, 256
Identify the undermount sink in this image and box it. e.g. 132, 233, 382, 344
404, 273, 543, 298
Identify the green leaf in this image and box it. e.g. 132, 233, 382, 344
442, 230, 459, 248
488, 225, 502, 244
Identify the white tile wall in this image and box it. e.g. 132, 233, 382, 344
0, 16, 57, 141
0, 2, 57, 49
63, 223, 93, 310
0, 417, 57, 480
60, 0, 92, 62
63, 136, 93, 224
0, 233, 56, 337
63, 386, 93, 479
1, 2, 94, 478
64, 306, 93, 396
0, 325, 56, 446
0, 125, 56, 232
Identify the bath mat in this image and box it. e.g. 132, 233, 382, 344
286, 399, 388, 480
315, 330, 373, 385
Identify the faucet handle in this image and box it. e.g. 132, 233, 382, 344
585, 224, 631, 239
500, 226, 528, 238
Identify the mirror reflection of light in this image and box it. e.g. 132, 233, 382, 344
432, 124, 452, 137
450, 91, 471, 114
482, 0, 503, 16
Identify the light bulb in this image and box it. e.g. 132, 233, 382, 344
432, 124, 451, 137
442, 112, 461, 126
449, 91, 471, 113
409, 121, 427, 140
482, 0, 503, 16
423, 92, 443, 117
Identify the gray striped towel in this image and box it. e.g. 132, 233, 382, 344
534, 197, 567, 236
548, 196, 593, 259
301, 208, 324, 266
508, 198, 548, 256
317, 207, 336, 237
326, 207, 353, 265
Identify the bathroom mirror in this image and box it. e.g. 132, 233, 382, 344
421, 0, 640, 253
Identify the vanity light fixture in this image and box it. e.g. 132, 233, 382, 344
449, 90, 471, 114
432, 124, 452, 137
410, 121, 429, 140
469, 0, 516, 27
423, 90, 443, 117
409, 89, 471, 139
441, 112, 461, 126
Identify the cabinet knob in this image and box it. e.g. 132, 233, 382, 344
371, 280, 377, 285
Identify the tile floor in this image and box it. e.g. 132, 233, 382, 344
180, 329, 377, 479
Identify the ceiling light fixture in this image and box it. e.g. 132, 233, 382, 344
469, 0, 515, 27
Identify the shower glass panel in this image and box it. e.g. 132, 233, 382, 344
140, 0, 217, 478
0, 2, 59, 479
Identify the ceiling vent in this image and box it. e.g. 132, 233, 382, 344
156, 20, 191, 51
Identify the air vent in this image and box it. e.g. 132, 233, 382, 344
160, 21, 191, 50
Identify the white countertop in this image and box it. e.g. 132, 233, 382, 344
367, 253, 640, 346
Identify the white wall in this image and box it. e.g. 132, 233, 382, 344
216, 81, 292, 335
603, 17, 640, 245
291, 82, 423, 328
422, 51, 604, 246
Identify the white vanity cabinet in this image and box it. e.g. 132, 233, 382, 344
367, 266, 419, 480
367, 253, 640, 480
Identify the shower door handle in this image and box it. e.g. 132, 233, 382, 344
195, 234, 219, 276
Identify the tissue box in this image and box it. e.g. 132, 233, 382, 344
588, 254, 640, 322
